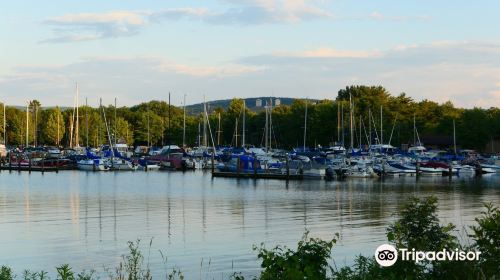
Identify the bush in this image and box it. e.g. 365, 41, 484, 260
254, 231, 338, 280
470, 203, 500, 278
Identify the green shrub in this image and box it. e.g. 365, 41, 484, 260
254, 231, 338, 280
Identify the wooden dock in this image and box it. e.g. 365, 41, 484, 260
212, 171, 303, 180
0, 165, 61, 172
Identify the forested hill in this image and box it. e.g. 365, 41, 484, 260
185, 97, 319, 115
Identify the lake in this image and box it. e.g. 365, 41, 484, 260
0, 170, 499, 279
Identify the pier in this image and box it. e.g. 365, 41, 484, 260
212, 171, 303, 180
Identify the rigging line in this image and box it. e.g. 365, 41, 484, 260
361, 117, 370, 146
369, 109, 380, 145
388, 114, 399, 145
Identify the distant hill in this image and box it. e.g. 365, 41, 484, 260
185, 97, 319, 115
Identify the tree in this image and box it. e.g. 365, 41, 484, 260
115, 117, 134, 145
40, 107, 65, 146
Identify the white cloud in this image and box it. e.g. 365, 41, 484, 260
217, 0, 334, 23
40, 2, 432, 43
0, 56, 267, 105
237, 42, 500, 108
41, 1, 335, 42
3, 42, 500, 108
42, 11, 149, 42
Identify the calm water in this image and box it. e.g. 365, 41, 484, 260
0, 171, 499, 278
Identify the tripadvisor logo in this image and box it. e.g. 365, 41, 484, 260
375, 244, 398, 267
375, 244, 481, 267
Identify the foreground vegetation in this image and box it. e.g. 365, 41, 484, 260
1, 85, 500, 151
1, 196, 498, 280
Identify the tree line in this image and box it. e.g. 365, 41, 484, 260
0, 85, 498, 151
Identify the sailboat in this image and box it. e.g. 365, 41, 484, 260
368, 106, 396, 155
408, 114, 427, 156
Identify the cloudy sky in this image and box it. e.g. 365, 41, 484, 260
1, 0, 500, 108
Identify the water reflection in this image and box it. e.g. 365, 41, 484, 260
0, 171, 498, 278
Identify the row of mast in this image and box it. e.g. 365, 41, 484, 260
1, 91, 459, 153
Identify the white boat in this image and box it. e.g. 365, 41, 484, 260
108, 158, 137, 171
345, 165, 378, 178
419, 166, 447, 176
138, 163, 161, 171
454, 164, 475, 173
480, 164, 500, 173
302, 168, 326, 179
77, 159, 109, 171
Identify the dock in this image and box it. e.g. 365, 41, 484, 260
212, 171, 303, 180
0, 165, 61, 172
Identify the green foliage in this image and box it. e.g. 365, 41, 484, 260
254, 231, 338, 280
107, 239, 152, 280
1, 266, 15, 280
56, 265, 74, 280
2, 85, 499, 150
470, 203, 500, 277
387, 196, 457, 251
40, 108, 65, 146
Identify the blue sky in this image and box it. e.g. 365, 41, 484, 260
1, 0, 500, 107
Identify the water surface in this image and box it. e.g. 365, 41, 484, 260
0, 171, 499, 278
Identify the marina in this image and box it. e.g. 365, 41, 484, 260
2, 1, 500, 277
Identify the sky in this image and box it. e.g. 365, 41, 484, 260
1, 0, 500, 108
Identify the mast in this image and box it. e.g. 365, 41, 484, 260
359, 115, 362, 150
337, 102, 340, 144
234, 118, 239, 147
269, 98, 273, 150
183, 94, 186, 147
69, 99, 73, 147
203, 96, 207, 147
198, 122, 201, 147
380, 106, 383, 145
3, 103, 5, 145
114, 97, 117, 146
56, 108, 59, 146
413, 113, 416, 146
242, 100, 246, 148
168, 92, 171, 145
265, 102, 268, 151
75, 83, 79, 147
100, 98, 114, 158
26, 100, 29, 147
86, 98, 89, 147
349, 93, 353, 150
368, 108, 371, 147
303, 98, 308, 150
453, 119, 457, 155
147, 111, 150, 147
217, 113, 221, 146
341, 103, 345, 146
34, 103, 37, 146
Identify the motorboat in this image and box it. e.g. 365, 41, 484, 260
77, 158, 109, 171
